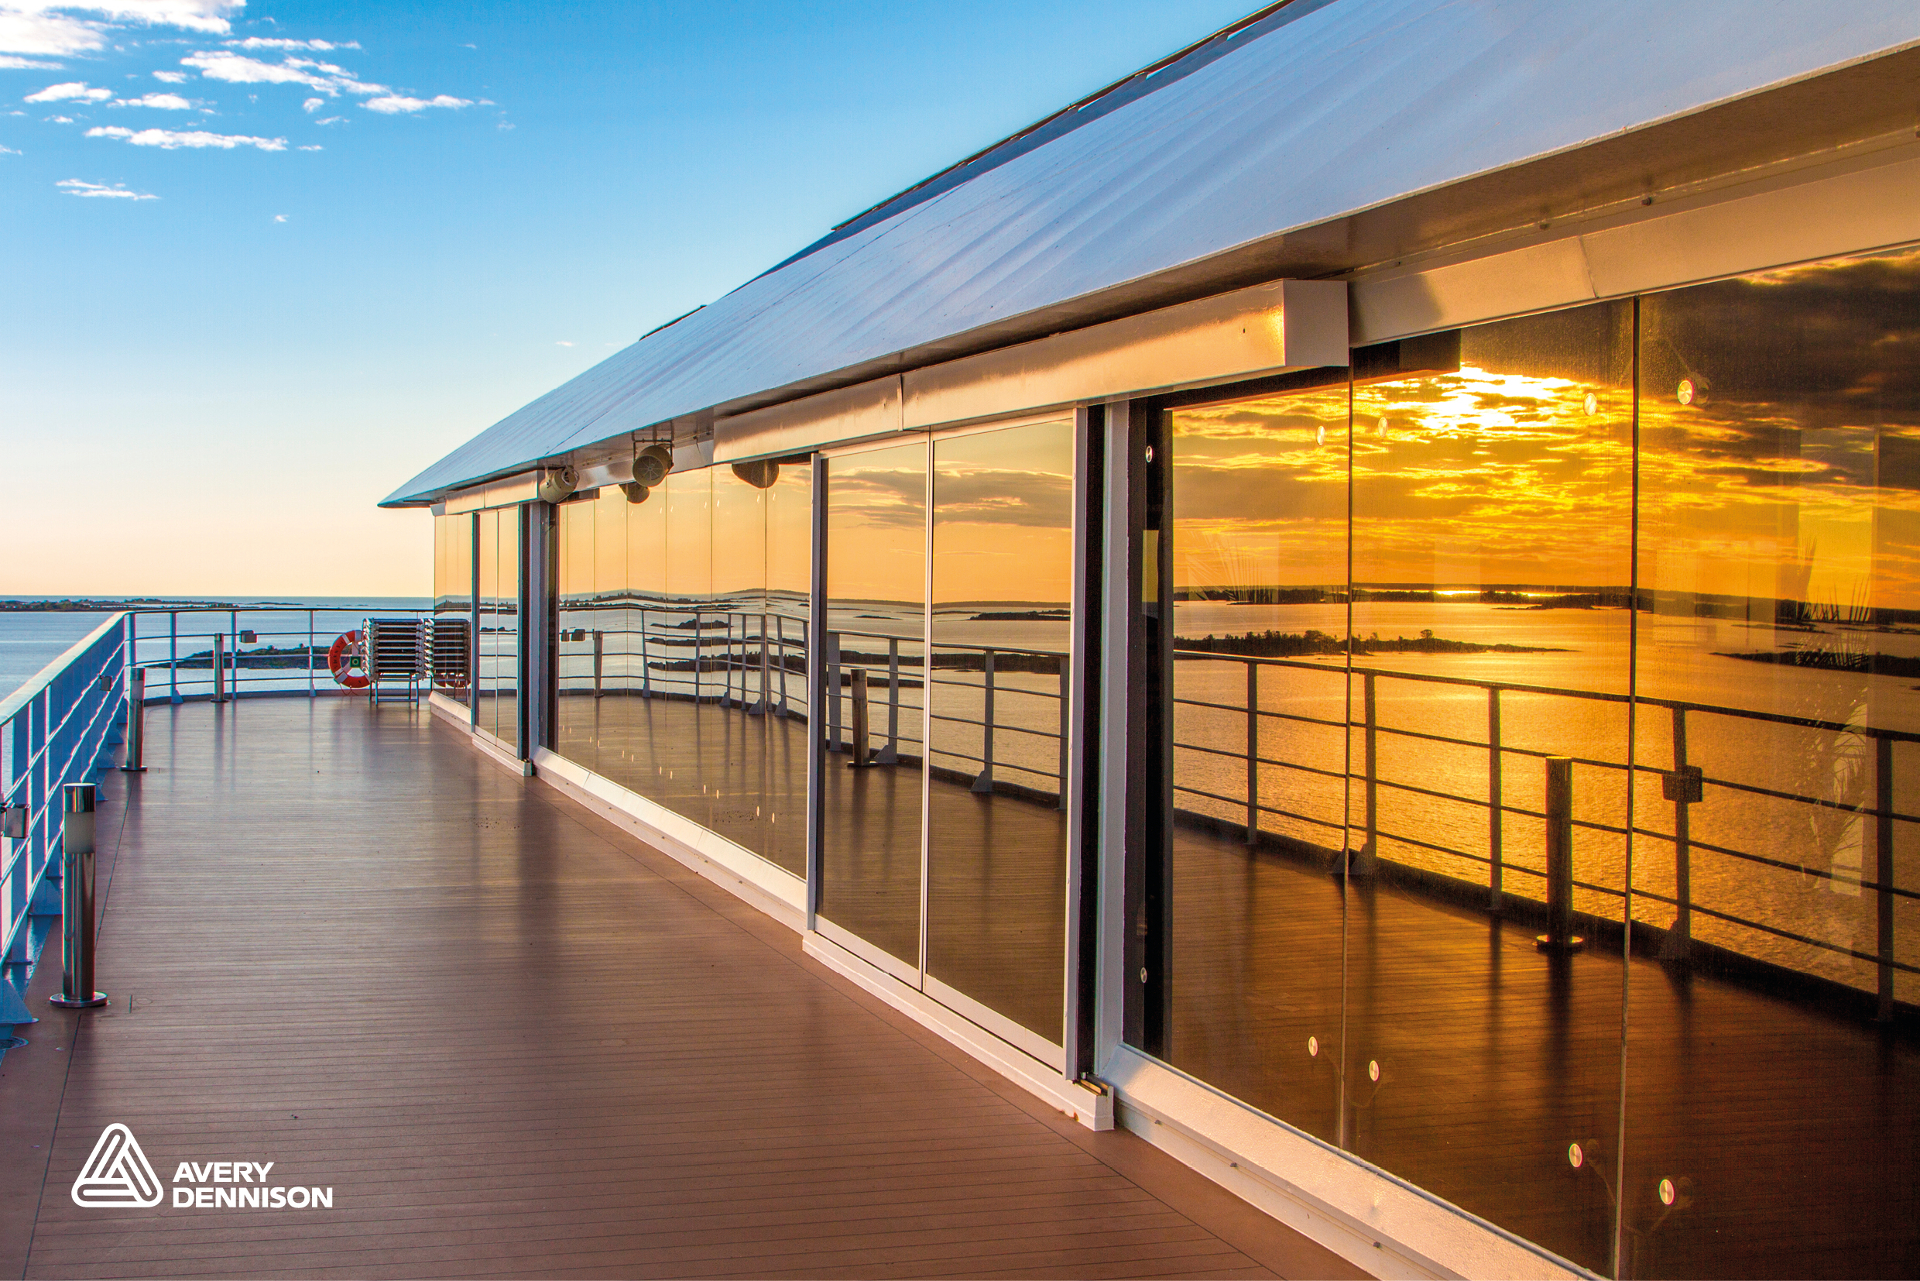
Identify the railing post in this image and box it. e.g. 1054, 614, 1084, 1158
229, 610, 238, 699
880, 637, 900, 764
1356, 671, 1378, 873
307, 609, 316, 698
1660, 706, 1697, 962
168, 611, 180, 705
1876, 732, 1896, 1022
1058, 660, 1071, 812
1246, 660, 1259, 845
972, 649, 996, 793
849, 668, 871, 766
48, 783, 106, 1009
757, 611, 771, 715
825, 632, 842, 752
1488, 686, 1503, 911
773, 614, 787, 716
592, 629, 604, 700
692, 609, 703, 704
640, 608, 652, 698
212, 632, 226, 704
1537, 756, 1585, 953
120, 668, 146, 773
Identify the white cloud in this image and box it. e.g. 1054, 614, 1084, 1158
300, 95, 320, 111
555, 340, 573, 347
363, 93, 471, 115
151, 69, 186, 83
0, 11, 103, 56
16, 2, 238, 33
271, 211, 285, 221
44, 112, 70, 121
294, 142, 316, 149
0, 142, 16, 152
57, 176, 157, 199
86, 123, 282, 149
180, 48, 386, 98
25, 80, 110, 102
112, 91, 190, 108
0, 53, 62, 68
0, 3, 239, 57
229, 36, 357, 51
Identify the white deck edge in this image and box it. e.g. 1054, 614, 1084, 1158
1101, 1045, 1592, 1281
802, 929, 1113, 1132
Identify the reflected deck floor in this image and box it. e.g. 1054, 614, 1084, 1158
0, 698, 1353, 1281
573, 695, 1920, 1277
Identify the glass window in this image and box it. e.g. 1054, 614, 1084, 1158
1163, 383, 1352, 1145
432, 512, 474, 705
546, 461, 811, 879
763, 460, 813, 876
819, 439, 929, 971
1349, 305, 1633, 1272
926, 420, 1075, 1048
1626, 248, 1920, 1279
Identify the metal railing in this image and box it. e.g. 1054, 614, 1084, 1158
123, 606, 435, 703
2, 615, 128, 974
1171, 649, 1917, 1016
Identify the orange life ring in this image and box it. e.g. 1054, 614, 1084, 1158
327, 631, 370, 690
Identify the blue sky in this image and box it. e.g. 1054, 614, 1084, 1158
0, 0, 1254, 596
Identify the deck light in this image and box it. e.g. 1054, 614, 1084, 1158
621, 481, 651, 504
632, 444, 673, 488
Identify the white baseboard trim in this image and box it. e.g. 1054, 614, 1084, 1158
1101, 1046, 1589, 1281
531, 746, 805, 932
802, 929, 1113, 1132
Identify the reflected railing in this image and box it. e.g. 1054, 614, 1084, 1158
1172, 649, 1917, 1016
554, 611, 1069, 802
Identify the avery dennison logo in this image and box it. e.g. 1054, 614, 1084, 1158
71, 1124, 163, 1207
70, 1124, 334, 1210
168, 1160, 333, 1209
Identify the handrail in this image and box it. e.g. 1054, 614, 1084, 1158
3, 613, 128, 970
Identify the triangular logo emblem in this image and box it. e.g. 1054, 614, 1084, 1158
71, 1123, 163, 1208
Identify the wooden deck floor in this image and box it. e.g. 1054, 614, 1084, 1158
0, 698, 1358, 1281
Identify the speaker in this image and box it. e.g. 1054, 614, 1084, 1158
632, 443, 673, 488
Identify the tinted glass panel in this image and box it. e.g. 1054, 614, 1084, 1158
1165, 384, 1351, 1145
549, 464, 809, 878
432, 512, 474, 705
926, 420, 1074, 1045
819, 440, 928, 969
1347, 305, 1632, 1271
1626, 249, 1920, 1278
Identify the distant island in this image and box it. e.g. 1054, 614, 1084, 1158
1177, 629, 1568, 658
1720, 648, 1920, 679
970, 609, 1071, 622
0, 598, 265, 612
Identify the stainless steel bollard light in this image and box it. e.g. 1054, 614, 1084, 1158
48, 783, 107, 1009
120, 667, 147, 773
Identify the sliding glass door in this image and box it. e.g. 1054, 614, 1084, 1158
818, 420, 1077, 1058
